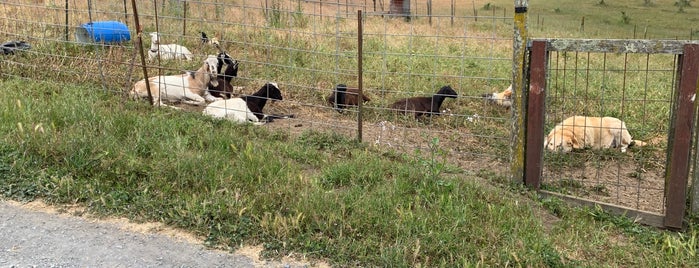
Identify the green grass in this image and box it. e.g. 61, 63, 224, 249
1, 78, 698, 266
500, 0, 699, 39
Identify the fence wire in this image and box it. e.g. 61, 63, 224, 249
0, 0, 514, 174
542, 50, 676, 214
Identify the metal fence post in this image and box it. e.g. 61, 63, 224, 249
123, 0, 128, 25
131, 0, 153, 105
88, 0, 93, 23
183, 1, 187, 37
64, 0, 69, 42
357, 10, 364, 143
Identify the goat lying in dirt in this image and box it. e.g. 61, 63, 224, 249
130, 55, 221, 108
389, 85, 458, 118
204, 82, 293, 125
482, 84, 512, 109
326, 84, 371, 113
148, 32, 193, 61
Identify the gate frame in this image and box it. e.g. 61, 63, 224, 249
522, 39, 699, 229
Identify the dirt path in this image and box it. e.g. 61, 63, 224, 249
0, 200, 325, 268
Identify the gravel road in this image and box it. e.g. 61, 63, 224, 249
0, 200, 320, 267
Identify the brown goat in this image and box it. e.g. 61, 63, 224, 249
389, 85, 458, 118
326, 84, 371, 113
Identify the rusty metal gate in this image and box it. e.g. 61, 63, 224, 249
519, 39, 699, 229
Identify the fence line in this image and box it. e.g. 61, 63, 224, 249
0, 1, 513, 169
3, 0, 697, 226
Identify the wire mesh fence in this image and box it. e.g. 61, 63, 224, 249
542, 46, 678, 214
4, 1, 699, 227
0, 0, 514, 173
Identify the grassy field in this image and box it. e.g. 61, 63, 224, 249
1, 0, 699, 266
473, 0, 699, 39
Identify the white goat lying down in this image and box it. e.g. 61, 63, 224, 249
482, 84, 513, 109
203, 82, 287, 125
148, 32, 193, 61
130, 55, 221, 108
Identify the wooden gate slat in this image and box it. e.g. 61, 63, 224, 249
665, 44, 699, 229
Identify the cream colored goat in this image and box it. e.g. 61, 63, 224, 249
148, 32, 193, 61
130, 55, 221, 108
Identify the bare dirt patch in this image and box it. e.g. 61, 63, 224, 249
541, 144, 667, 214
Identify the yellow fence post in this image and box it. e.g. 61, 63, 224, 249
511, 0, 529, 183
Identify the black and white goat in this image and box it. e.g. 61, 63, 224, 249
203, 82, 288, 125
148, 32, 193, 61
130, 55, 221, 107
389, 85, 458, 118
200, 31, 220, 47
482, 84, 512, 109
207, 51, 239, 99
326, 84, 371, 113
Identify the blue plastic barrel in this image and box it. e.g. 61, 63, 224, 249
75, 21, 131, 44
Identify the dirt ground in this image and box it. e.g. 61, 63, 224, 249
541, 147, 668, 215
